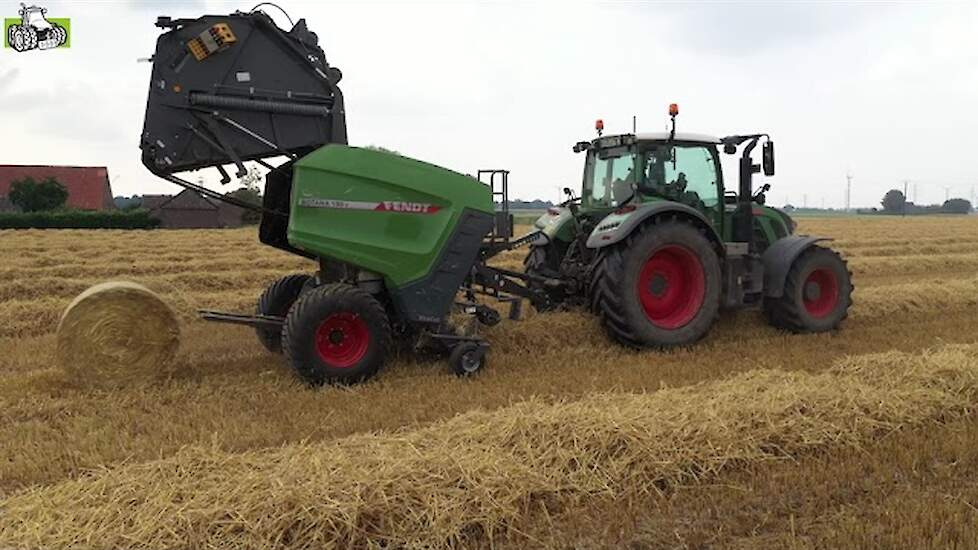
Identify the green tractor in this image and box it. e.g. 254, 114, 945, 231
524, 106, 852, 347
139, 11, 851, 385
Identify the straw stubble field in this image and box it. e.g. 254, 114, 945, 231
2, 216, 978, 548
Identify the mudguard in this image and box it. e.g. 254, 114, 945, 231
761, 235, 830, 297
585, 201, 721, 249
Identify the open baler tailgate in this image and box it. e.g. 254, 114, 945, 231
140, 11, 346, 181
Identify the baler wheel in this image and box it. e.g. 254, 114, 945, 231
282, 284, 391, 385
763, 246, 852, 333
255, 274, 311, 353
449, 342, 486, 377
589, 218, 721, 348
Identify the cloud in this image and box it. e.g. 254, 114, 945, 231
653, 3, 898, 56
125, 0, 205, 12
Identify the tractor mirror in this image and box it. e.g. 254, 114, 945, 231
762, 141, 775, 176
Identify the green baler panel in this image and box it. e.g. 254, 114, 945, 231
288, 146, 493, 287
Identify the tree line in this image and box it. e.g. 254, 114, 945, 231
879, 189, 972, 215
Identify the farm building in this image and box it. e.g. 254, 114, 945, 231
145, 189, 247, 229
0, 165, 115, 211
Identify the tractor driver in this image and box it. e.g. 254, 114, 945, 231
645, 148, 701, 207
609, 166, 636, 205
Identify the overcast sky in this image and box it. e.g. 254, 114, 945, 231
1, 1, 976, 208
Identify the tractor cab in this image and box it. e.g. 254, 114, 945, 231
576, 131, 726, 231
554, 108, 793, 256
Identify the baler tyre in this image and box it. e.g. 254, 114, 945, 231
255, 274, 311, 353
589, 219, 721, 348
449, 342, 486, 377
763, 246, 852, 333
282, 284, 391, 385
523, 245, 564, 312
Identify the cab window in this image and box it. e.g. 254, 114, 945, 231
646, 145, 720, 217
583, 148, 638, 208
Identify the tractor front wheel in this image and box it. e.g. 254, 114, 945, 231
9, 25, 30, 52
763, 246, 852, 333
282, 284, 391, 385
522, 245, 564, 311
589, 219, 721, 348
255, 274, 311, 353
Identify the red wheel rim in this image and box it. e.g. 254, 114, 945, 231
314, 313, 369, 368
802, 268, 839, 318
636, 245, 706, 329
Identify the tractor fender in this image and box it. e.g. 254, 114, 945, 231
585, 201, 722, 250
761, 235, 831, 297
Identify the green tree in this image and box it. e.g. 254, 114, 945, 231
8, 177, 69, 212
225, 186, 262, 224
880, 189, 906, 214
942, 198, 972, 214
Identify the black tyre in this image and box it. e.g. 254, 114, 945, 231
522, 245, 564, 312
24, 26, 37, 50
50, 24, 66, 47
9, 26, 28, 52
589, 219, 722, 348
763, 246, 852, 333
282, 284, 391, 385
255, 274, 311, 353
449, 342, 486, 377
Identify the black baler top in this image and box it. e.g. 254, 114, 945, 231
140, 11, 346, 179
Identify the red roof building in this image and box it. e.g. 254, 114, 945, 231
0, 165, 114, 211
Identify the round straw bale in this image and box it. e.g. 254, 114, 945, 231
56, 281, 179, 386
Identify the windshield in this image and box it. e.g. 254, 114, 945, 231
582, 147, 638, 208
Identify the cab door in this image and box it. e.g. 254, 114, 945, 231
660, 144, 723, 230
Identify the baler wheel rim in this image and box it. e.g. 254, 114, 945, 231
636, 244, 706, 329
315, 312, 370, 368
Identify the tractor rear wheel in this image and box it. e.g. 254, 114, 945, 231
589, 219, 721, 348
255, 274, 311, 353
51, 24, 67, 47
282, 284, 391, 385
763, 246, 852, 332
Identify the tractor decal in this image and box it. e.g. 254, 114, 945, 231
298, 197, 441, 214
5, 3, 68, 52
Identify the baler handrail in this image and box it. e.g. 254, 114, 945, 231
249, 2, 295, 28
